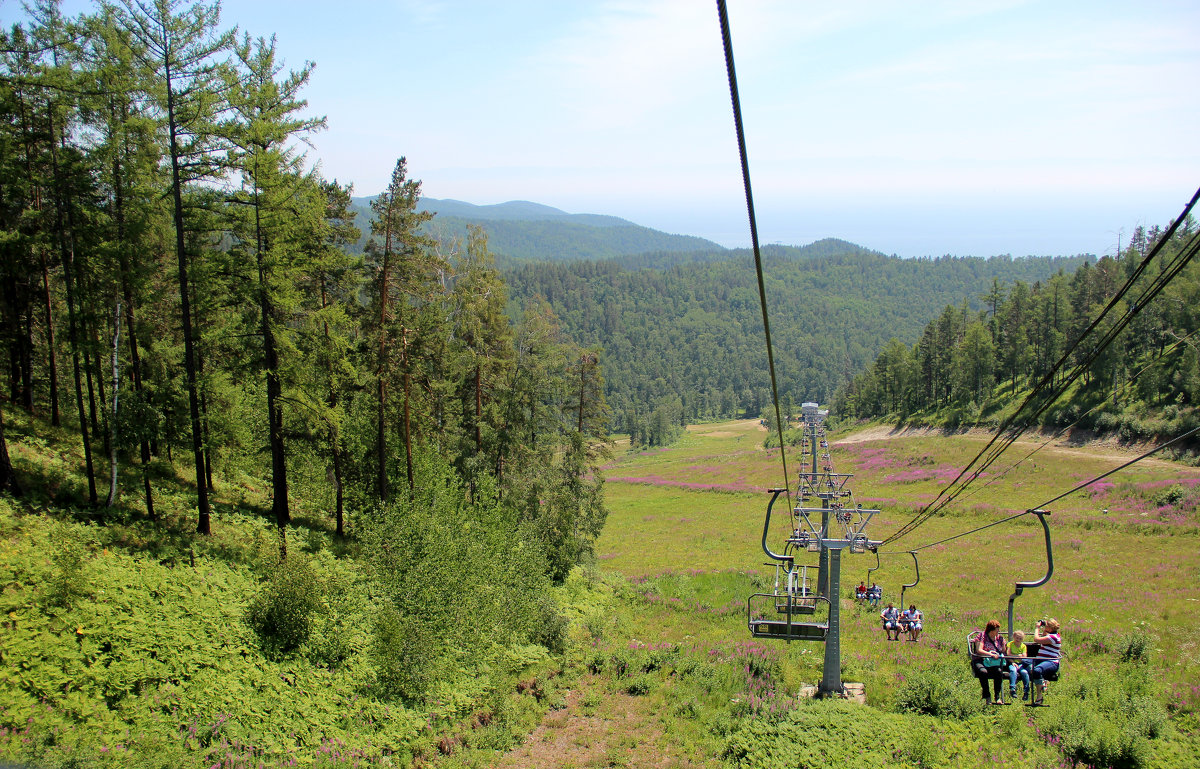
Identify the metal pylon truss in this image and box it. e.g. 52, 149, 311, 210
791, 413, 880, 554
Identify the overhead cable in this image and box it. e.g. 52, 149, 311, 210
717, 0, 792, 507
881, 187, 1200, 546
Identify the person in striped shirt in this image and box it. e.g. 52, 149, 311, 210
1029, 618, 1062, 705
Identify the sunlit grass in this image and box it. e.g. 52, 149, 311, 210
599, 418, 1200, 696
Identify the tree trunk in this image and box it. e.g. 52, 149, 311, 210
113, 133, 154, 519
40, 253, 60, 426
401, 328, 414, 493
197, 340, 214, 492
49, 112, 97, 505
165, 64, 211, 534
376, 246, 391, 503
320, 285, 344, 537
0, 403, 20, 496
86, 325, 107, 456
106, 300, 120, 507
255, 185, 289, 530
475, 364, 482, 453
17, 297, 33, 412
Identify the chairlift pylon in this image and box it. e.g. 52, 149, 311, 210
899, 550, 920, 607
1007, 509, 1054, 638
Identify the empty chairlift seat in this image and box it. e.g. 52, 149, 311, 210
748, 593, 830, 641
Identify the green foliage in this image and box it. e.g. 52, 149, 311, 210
0, 493, 582, 768
1152, 484, 1187, 507
46, 521, 91, 607
528, 593, 569, 655
1115, 627, 1154, 665
839, 219, 1200, 440
723, 699, 979, 768
622, 674, 653, 696
426, 213, 723, 264
245, 553, 323, 656
893, 660, 986, 720
370, 605, 439, 702
506, 248, 1087, 429
1035, 665, 1172, 769
364, 451, 554, 699
1040, 699, 1151, 769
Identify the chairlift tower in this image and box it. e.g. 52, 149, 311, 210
745, 402, 881, 697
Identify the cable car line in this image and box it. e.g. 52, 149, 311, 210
937, 225, 1200, 512
893, 511, 1031, 554
946, 330, 1200, 510
881, 188, 1200, 547
716, 0, 791, 509
876, 423, 1200, 561
1029, 424, 1200, 511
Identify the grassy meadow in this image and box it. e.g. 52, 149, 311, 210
580, 419, 1200, 769
3, 413, 1200, 768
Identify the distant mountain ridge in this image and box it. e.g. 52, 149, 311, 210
417, 198, 630, 228
348, 196, 725, 262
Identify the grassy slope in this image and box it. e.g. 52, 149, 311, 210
573, 419, 1200, 769
0, 409, 579, 769
4, 411, 1200, 768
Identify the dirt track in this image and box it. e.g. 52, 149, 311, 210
489, 675, 713, 769
837, 424, 1178, 469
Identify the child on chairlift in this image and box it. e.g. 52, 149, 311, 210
1007, 629, 1033, 701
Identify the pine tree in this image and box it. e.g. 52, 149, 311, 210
224, 32, 323, 532
448, 225, 513, 479
365, 157, 436, 499
114, 0, 234, 534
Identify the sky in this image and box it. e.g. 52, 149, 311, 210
5, 0, 1200, 257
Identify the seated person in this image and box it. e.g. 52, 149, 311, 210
904, 604, 923, 642
880, 602, 902, 641
855, 582, 867, 602
1007, 629, 1032, 701
972, 619, 1009, 704
868, 584, 882, 608
1029, 618, 1062, 705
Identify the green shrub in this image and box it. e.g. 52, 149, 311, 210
1115, 627, 1153, 665
895, 726, 939, 769
624, 674, 653, 696
371, 606, 439, 701
608, 649, 633, 678
1123, 695, 1170, 740
585, 648, 607, 674
733, 642, 782, 682
245, 554, 323, 655
529, 593, 568, 654
1151, 484, 1186, 507
640, 643, 679, 673
722, 699, 973, 768
893, 660, 985, 720
46, 522, 90, 607
1042, 699, 1150, 769
364, 452, 554, 673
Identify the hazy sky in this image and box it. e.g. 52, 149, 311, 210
6, 0, 1199, 256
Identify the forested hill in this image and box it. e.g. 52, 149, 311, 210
348, 196, 724, 262
504, 248, 1088, 439
835, 220, 1200, 443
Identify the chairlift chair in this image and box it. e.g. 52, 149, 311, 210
748, 592, 830, 641
772, 563, 817, 615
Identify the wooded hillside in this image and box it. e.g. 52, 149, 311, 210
835, 218, 1200, 446
504, 247, 1087, 443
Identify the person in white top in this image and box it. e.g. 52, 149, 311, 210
1029, 618, 1062, 705
904, 604, 923, 641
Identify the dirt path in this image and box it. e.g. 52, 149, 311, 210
489, 674, 716, 769
837, 424, 1180, 469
